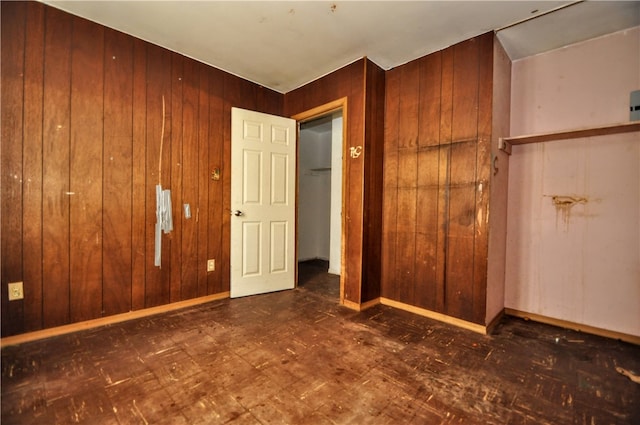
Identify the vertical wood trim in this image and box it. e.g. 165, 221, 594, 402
22, 1, 45, 332
131, 38, 147, 311
103, 28, 134, 316
1, 1, 26, 336
69, 16, 104, 322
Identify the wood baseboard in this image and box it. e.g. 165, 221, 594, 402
504, 308, 640, 345
341, 297, 381, 312
379, 297, 489, 335
360, 298, 381, 311
1, 292, 230, 347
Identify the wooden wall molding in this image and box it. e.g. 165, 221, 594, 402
1, 292, 230, 347
380, 298, 489, 335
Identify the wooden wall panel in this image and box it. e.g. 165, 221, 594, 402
445, 37, 481, 322
0, 2, 285, 337
445, 141, 477, 321
103, 28, 134, 316
2, 0, 501, 335
473, 34, 494, 323
415, 147, 439, 311
41, 6, 72, 329
169, 53, 184, 304
414, 53, 443, 311
145, 45, 173, 308
1, 1, 26, 336
131, 38, 148, 312
418, 53, 442, 149
382, 33, 496, 325
381, 68, 400, 300
344, 62, 365, 304
22, 2, 45, 332
451, 38, 480, 143
395, 61, 420, 304
362, 60, 385, 302
436, 48, 454, 314
69, 17, 104, 322
207, 68, 225, 295
180, 58, 200, 301
197, 63, 211, 298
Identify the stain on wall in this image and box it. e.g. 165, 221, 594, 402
549, 195, 588, 229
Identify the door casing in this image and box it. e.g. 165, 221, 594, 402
292, 97, 348, 304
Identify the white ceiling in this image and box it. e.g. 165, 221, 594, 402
42, 1, 639, 94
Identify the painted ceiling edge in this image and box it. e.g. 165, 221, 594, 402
284, 56, 373, 95
508, 24, 640, 64
495, 0, 584, 32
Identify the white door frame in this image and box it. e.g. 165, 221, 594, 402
292, 97, 348, 304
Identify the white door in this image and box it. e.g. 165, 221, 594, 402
230, 107, 296, 298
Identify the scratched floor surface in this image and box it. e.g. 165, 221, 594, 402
2, 260, 639, 424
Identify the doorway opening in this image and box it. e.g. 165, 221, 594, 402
292, 98, 347, 303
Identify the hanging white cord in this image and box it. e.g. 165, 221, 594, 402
158, 95, 165, 186
155, 96, 173, 267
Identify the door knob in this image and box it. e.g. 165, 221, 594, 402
233, 210, 244, 217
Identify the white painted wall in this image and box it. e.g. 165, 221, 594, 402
298, 114, 342, 275
298, 129, 331, 262
506, 27, 640, 337
328, 116, 343, 275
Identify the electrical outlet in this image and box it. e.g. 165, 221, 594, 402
8, 281, 24, 301
207, 259, 215, 272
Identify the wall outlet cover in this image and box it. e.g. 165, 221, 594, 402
8, 281, 24, 301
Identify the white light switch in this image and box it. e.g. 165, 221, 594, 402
183, 204, 191, 219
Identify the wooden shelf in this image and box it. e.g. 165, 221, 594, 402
498, 121, 640, 155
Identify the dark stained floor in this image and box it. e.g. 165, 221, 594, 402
2, 260, 639, 424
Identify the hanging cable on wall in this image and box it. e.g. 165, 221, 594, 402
155, 95, 173, 267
